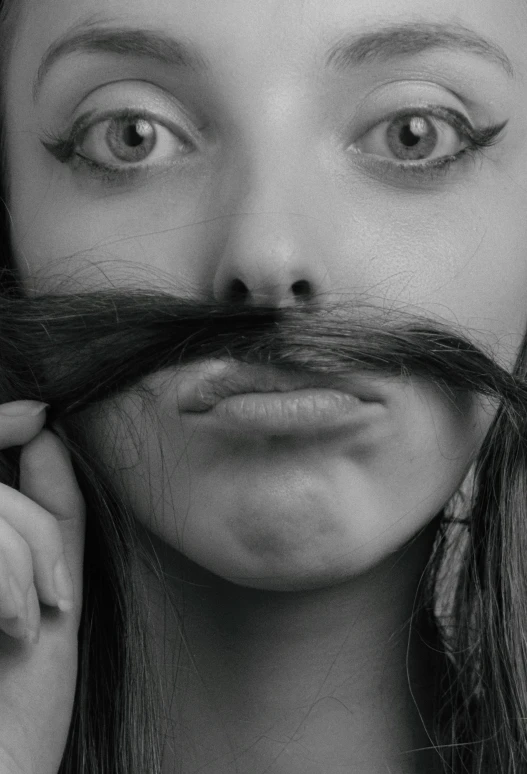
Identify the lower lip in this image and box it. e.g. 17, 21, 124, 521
185, 389, 379, 435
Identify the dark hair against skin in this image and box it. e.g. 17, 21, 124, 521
2, 291, 526, 415
2, 5, 527, 774
1, 290, 527, 774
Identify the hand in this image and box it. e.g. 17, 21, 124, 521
0, 401, 85, 774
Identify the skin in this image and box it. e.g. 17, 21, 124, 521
4, 0, 527, 770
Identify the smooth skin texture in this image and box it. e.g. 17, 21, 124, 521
2, 0, 527, 771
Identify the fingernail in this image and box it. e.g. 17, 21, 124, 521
53, 556, 74, 612
23, 586, 40, 644
0, 401, 49, 417
8, 575, 26, 619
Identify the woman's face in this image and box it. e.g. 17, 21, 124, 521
4, 0, 527, 589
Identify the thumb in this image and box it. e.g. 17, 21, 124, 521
18, 429, 86, 614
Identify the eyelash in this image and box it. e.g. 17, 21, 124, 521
40, 105, 508, 187
352, 106, 507, 180
41, 108, 194, 186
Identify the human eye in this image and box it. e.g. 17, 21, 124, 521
41, 107, 197, 185
349, 106, 507, 178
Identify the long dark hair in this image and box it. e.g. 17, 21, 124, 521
3, 3, 527, 772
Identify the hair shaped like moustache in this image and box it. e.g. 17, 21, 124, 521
3, 288, 527, 772
0, 289, 526, 424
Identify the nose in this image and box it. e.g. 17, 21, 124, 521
212, 211, 329, 306
211, 96, 337, 308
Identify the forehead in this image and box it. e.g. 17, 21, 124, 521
10, 0, 527, 78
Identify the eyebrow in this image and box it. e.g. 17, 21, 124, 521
34, 19, 515, 103
326, 22, 515, 78
34, 22, 208, 101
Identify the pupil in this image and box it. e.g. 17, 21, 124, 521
106, 117, 156, 162
386, 115, 437, 161
399, 124, 421, 148
123, 125, 144, 148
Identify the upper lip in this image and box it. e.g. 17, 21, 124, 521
172, 359, 383, 412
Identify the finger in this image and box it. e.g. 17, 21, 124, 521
0, 533, 39, 643
0, 402, 48, 449
19, 430, 85, 616
0, 582, 40, 644
0, 484, 66, 608
0, 545, 25, 619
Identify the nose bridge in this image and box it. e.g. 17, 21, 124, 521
229, 73, 311, 216
234, 133, 312, 260
213, 99, 331, 306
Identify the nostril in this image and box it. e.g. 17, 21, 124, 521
291, 279, 312, 299
227, 278, 250, 304
222, 278, 314, 306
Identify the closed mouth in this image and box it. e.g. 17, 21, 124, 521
173, 359, 384, 413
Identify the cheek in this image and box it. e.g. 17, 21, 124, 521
331, 181, 527, 368
9, 161, 221, 289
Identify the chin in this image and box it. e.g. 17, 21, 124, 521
230, 553, 395, 592
223, 567, 359, 592
164, 488, 429, 592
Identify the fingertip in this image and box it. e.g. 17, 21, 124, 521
22, 427, 69, 459
0, 402, 49, 449
0, 401, 49, 418
19, 429, 85, 522
19, 428, 73, 484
